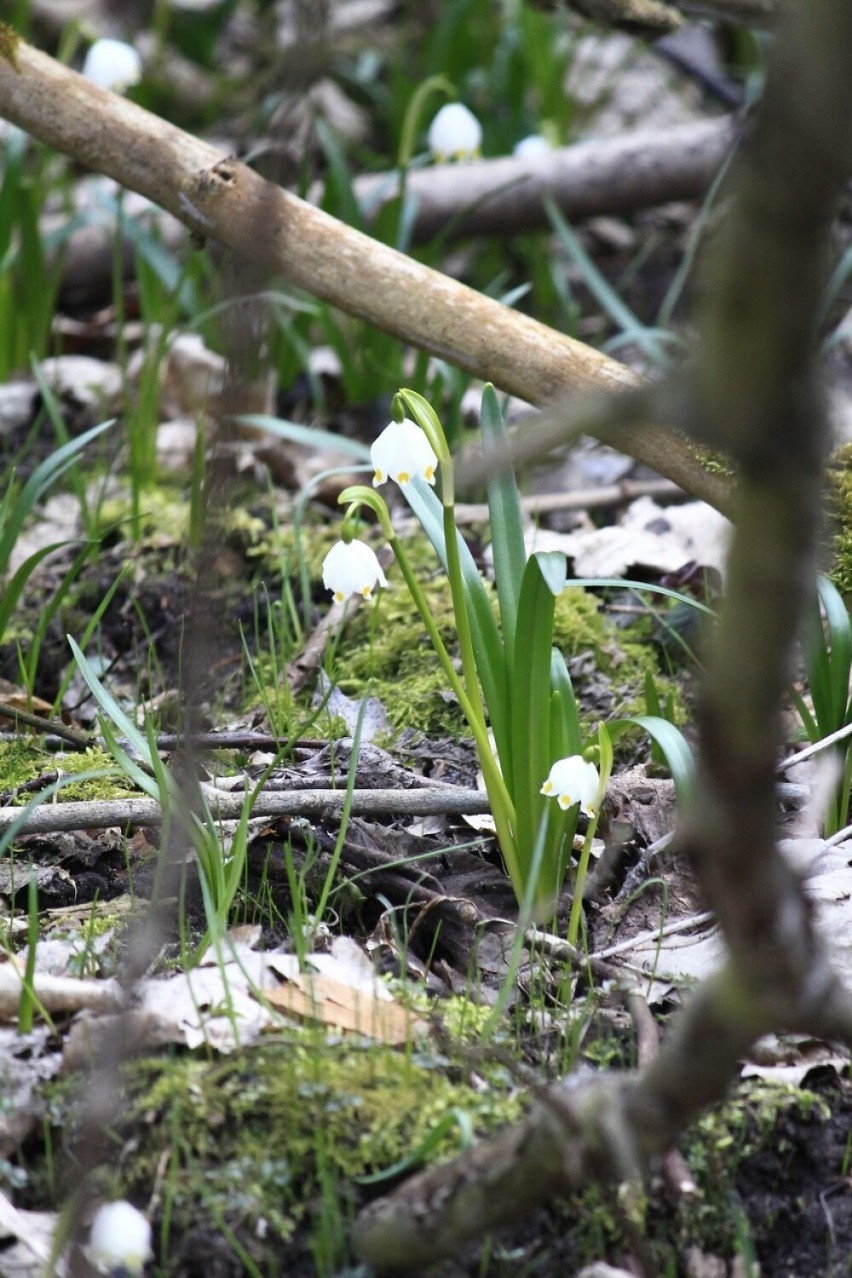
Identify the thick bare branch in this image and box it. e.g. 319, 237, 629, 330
0, 32, 722, 508
353, 117, 736, 242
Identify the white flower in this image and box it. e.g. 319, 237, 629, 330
322, 539, 388, 603
540, 756, 600, 814
428, 103, 482, 163
87, 1201, 152, 1275
513, 134, 552, 160
371, 419, 438, 488
82, 39, 143, 93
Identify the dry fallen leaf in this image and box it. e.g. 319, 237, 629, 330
264, 937, 429, 1044
263, 970, 427, 1045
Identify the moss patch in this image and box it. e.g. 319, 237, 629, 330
827, 444, 852, 596
0, 742, 140, 804
327, 542, 670, 741
45, 1023, 524, 1274
53, 747, 140, 801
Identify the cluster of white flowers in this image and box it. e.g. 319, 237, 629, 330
321, 418, 438, 603
427, 103, 555, 164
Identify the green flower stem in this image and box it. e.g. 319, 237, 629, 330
566, 817, 599, 947
387, 531, 523, 897
441, 500, 486, 731
397, 74, 453, 171
567, 728, 613, 945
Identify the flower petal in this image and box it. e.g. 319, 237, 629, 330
540, 756, 600, 815
370, 419, 438, 488
428, 103, 482, 163
88, 1201, 152, 1275
322, 540, 388, 603
82, 39, 142, 93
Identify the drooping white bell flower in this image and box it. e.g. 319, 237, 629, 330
428, 103, 482, 163
540, 756, 600, 814
87, 1201, 152, 1275
82, 39, 143, 93
513, 134, 552, 160
322, 539, 388, 603
371, 419, 438, 488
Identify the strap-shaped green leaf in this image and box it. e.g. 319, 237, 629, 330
481, 383, 526, 663
549, 650, 582, 762
816, 574, 852, 731
0, 418, 112, 572
610, 714, 694, 806
405, 475, 509, 749
509, 551, 567, 879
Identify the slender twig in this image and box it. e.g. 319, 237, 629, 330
0, 700, 91, 748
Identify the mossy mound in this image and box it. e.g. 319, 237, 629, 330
54, 1016, 524, 1275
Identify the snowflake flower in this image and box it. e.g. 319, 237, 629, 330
82, 39, 143, 93
513, 134, 552, 160
371, 419, 438, 488
322, 539, 388, 603
540, 756, 600, 815
88, 1201, 152, 1276
428, 103, 482, 163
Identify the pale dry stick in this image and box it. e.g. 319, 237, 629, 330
0, 34, 725, 510
676, 0, 776, 20
565, 0, 777, 26
453, 477, 685, 524
0, 784, 492, 835
351, 117, 737, 242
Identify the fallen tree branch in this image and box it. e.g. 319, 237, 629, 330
0, 784, 491, 836
351, 116, 737, 242
55, 118, 735, 303
0, 29, 724, 510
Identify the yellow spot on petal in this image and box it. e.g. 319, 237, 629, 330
373, 470, 385, 485
361, 586, 373, 598
558, 795, 572, 809
541, 782, 553, 795
397, 470, 410, 483
334, 591, 344, 603
425, 466, 435, 481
